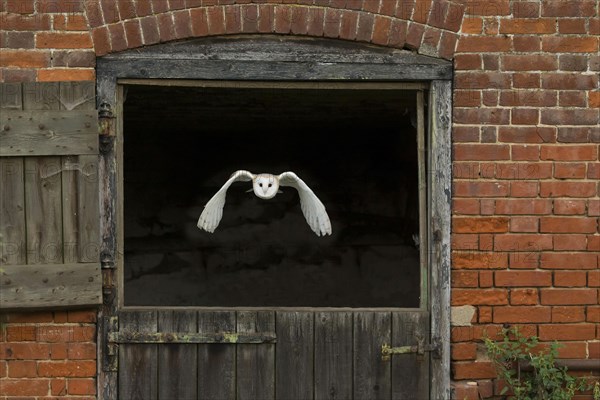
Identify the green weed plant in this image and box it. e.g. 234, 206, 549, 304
484, 327, 596, 400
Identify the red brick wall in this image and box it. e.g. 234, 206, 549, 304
1, 0, 598, 399
450, 1, 599, 398
0, 311, 97, 398
0, 0, 95, 81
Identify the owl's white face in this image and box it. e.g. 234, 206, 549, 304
253, 174, 279, 199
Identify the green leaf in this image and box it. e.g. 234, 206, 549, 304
485, 327, 592, 400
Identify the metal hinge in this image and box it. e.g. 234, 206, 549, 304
100, 251, 116, 269
100, 251, 116, 306
98, 101, 114, 120
98, 102, 115, 154
381, 336, 441, 361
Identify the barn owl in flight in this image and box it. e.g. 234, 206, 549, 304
197, 170, 332, 236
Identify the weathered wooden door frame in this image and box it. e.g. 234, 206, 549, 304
96, 35, 452, 400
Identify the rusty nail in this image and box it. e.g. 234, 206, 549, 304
39, 124, 45, 130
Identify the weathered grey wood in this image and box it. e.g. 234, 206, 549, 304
111, 331, 276, 344
391, 312, 430, 399
237, 311, 275, 400
429, 80, 452, 400
315, 312, 353, 400
61, 153, 101, 263
99, 58, 451, 82
354, 312, 391, 400
97, 80, 119, 400
61, 155, 78, 264
59, 81, 96, 111
0, 158, 26, 265
23, 82, 60, 110
0, 83, 22, 110
24, 157, 63, 264
158, 310, 197, 400
417, 90, 429, 310
0, 263, 101, 309
97, 36, 452, 81
197, 311, 236, 400
118, 311, 158, 400
275, 312, 314, 400
0, 110, 98, 156
74, 153, 99, 263
107, 36, 451, 65
22, 85, 63, 265
59, 82, 99, 263
119, 79, 428, 90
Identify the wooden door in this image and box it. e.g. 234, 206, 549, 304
113, 309, 429, 399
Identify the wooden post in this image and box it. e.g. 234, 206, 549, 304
429, 80, 452, 400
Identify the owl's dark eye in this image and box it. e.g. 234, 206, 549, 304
259, 183, 263, 187
268, 183, 272, 187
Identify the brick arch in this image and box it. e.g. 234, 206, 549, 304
85, 2, 465, 60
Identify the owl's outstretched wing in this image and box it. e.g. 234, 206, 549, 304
198, 170, 255, 233
278, 171, 332, 236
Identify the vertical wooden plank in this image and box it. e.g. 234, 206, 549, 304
23, 82, 63, 265
353, 312, 391, 400
59, 82, 99, 263
197, 311, 236, 400
429, 80, 452, 400
60, 82, 85, 263
24, 157, 63, 264
0, 83, 24, 266
236, 311, 275, 400
417, 90, 428, 310
61, 154, 78, 263
314, 312, 353, 400
158, 310, 197, 400
276, 311, 314, 400
0, 83, 23, 110
391, 312, 430, 399
118, 311, 158, 400
0, 158, 26, 265
74, 152, 99, 263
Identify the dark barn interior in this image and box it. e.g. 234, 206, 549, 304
123, 84, 424, 307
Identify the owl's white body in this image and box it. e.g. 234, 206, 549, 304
197, 170, 332, 236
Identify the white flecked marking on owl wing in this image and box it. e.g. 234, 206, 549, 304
278, 171, 332, 236
197, 170, 255, 233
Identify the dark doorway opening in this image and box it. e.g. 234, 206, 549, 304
123, 84, 423, 307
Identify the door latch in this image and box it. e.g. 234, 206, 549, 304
381, 336, 441, 361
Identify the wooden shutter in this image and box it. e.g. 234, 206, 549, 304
0, 82, 101, 310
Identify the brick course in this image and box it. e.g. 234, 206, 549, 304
1, 0, 598, 398
0, 311, 97, 398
